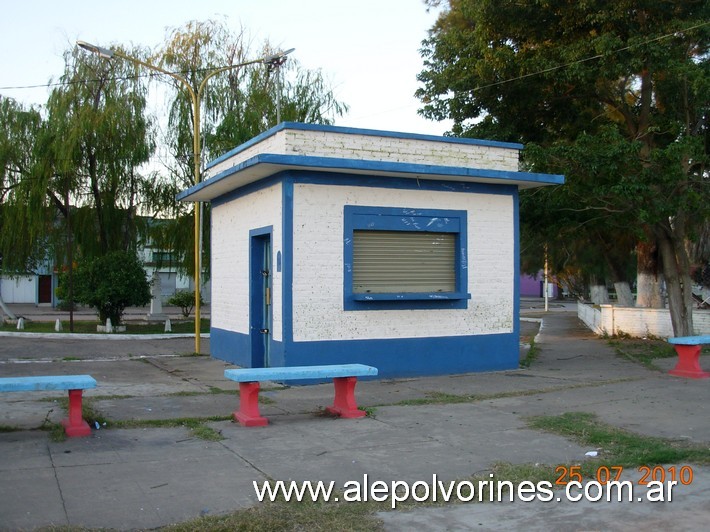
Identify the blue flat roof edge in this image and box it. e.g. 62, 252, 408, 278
177, 153, 564, 202
205, 122, 525, 170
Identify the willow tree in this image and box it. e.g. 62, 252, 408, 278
0, 97, 43, 265
4, 44, 161, 268
1, 47, 166, 325
0, 97, 46, 318
150, 19, 348, 277
418, 0, 709, 336
41, 45, 159, 258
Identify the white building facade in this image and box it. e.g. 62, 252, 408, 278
179, 123, 563, 378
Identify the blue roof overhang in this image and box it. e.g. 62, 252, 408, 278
177, 153, 564, 203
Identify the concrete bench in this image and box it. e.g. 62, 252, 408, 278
0, 375, 97, 437
667, 335, 710, 379
224, 364, 378, 427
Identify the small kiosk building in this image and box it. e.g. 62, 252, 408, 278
178, 123, 563, 378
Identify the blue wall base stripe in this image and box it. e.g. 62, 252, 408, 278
211, 327, 519, 380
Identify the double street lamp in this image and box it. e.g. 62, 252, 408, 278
77, 40, 293, 354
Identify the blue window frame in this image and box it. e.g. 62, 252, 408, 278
343, 206, 470, 310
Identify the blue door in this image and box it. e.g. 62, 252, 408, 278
250, 231, 272, 367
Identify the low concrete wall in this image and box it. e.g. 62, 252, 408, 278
577, 302, 710, 338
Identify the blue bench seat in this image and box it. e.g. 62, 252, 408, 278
224, 364, 378, 427
667, 335, 710, 345
0, 375, 97, 437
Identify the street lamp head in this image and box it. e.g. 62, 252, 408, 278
263, 48, 295, 71
76, 40, 115, 59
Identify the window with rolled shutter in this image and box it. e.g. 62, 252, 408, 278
352, 230, 455, 293
343, 205, 470, 310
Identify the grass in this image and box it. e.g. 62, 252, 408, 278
389, 377, 639, 408
34, 397, 231, 442
358, 406, 378, 418
109, 417, 232, 440
608, 337, 681, 371
163, 498, 383, 532
0, 318, 210, 335
519, 337, 540, 369
528, 411, 710, 469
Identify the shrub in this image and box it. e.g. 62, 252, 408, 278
167, 290, 204, 318
56, 251, 151, 325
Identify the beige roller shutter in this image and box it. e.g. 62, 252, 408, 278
353, 230, 455, 293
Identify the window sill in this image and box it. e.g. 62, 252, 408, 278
353, 292, 472, 302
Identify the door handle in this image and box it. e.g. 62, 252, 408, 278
260, 328, 270, 334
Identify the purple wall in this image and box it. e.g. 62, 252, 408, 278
520, 272, 558, 297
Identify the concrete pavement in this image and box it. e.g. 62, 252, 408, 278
0, 302, 709, 530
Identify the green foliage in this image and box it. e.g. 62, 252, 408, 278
167, 289, 204, 318
57, 250, 151, 325
419, 1, 709, 334
529, 412, 710, 466
1, 44, 168, 286
0, 97, 49, 273
3, 21, 348, 290
692, 262, 710, 288
42, 45, 159, 259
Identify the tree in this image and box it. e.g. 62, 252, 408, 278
418, 0, 709, 335
3, 21, 347, 321
41, 45, 161, 258
521, 127, 642, 306
2, 46, 169, 271
149, 19, 348, 277
0, 98, 45, 268
0, 97, 47, 319
57, 250, 151, 325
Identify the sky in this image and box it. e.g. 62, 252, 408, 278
0, 0, 453, 137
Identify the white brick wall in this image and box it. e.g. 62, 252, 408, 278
211, 184, 283, 339
207, 134, 286, 177
205, 126, 520, 178
292, 183, 515, 342
578, 302, 710, 337
283, 130, 519, 171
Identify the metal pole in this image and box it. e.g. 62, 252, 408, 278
544, 243, 549, 312
192, 92, 202, 353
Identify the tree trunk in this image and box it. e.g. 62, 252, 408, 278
603, 251, 635, 307
0, 293, 17, 320
636, 241, 663, 308
589, 276, 610, 304
655, 225, 694, 337
614, 281, 635, 307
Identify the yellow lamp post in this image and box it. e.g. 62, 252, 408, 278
77, 41, 293, 353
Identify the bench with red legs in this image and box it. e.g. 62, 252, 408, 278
0, 375, 97, 437
224, 364, 378, 427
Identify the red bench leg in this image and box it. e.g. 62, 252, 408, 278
326, 376, 366, 418
669, 345, 710, 379
61, 389, 92, 438
234, 382, 268, 427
